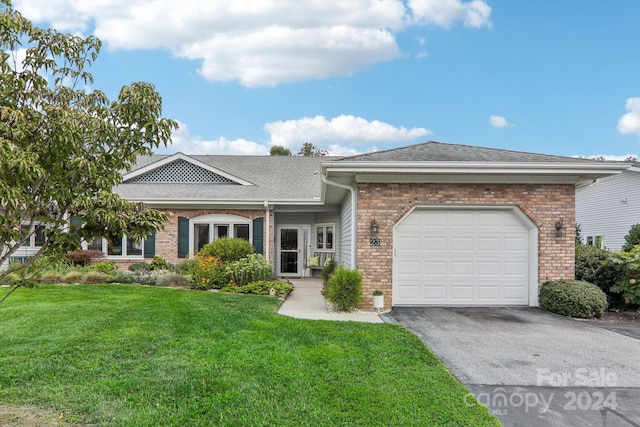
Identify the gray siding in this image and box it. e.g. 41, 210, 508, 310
339, 193, 353, 269
576, 169, 640, 251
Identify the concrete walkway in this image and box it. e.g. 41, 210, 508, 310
278, 279, 384, 323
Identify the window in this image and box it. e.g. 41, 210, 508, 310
586, 235, 604, 249
87, 237, 103, 251
106, 235, 144, 257
191, 214, 252, 252
20, 225, 46, 247
195, 224, 210, 251
315, 224, 334, 251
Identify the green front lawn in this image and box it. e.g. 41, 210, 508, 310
0, 285, 498, 426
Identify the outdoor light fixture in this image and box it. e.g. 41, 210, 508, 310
555, 218, 567, 237
370, 218, 379, 236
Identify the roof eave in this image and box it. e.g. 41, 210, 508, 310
323, 161, 631, 176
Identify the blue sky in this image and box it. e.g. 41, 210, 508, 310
13, 0, 640, 158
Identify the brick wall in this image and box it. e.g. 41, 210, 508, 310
356, 183, 575, 309
153, 208, 271, 265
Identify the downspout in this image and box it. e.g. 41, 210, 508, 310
321, 173, 357, 268
263, 201, 270, 261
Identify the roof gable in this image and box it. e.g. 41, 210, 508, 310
123, 153, 252, 185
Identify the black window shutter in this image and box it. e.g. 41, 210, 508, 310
144, 232, 156, 258
178, 216, 189, 258
252, 217, 264, 255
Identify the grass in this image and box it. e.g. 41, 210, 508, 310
0, 285, 499, 426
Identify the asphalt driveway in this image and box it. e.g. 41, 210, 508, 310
382, 307, 640, 427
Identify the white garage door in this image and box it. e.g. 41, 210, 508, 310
394, 208, 533, 306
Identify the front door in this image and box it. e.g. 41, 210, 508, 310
278, 227, 302, 276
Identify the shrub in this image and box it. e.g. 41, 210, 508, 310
199, 238, 254, 263
609, 247, 640, 306
622, 223, 640, 252
226, 254, 273, 287
575, 245, 626, 307
61, 271, 84, 284
129, 262, 151, 272
190, 255, 230, 290
373, 289, 384, 296
91, 261, 118, 273
321, 259, 337, 285
67, 250, 103, 266
82, 271, 111, 284
539, 279, 608, 319
325, 266, 363, 312
175, 259, 197, 275
221, 280, 293, 297
109, 271, 136, 284
149, 256, 170, 271
38, 272, 63, 284
155, 272, 189, 288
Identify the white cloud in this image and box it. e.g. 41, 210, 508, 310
618, 97, 640, 139
14, 0, 491, 86
489, 115, 513, 128
408, 0, 492, 28
165, 121, 268, 155
265, 115, 432, 149
164, 117, 429, 155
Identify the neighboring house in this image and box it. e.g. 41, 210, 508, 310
3, 141, 628, 308
576, 165, 640, 251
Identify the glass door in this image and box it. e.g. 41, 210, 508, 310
278, 227, 301, 276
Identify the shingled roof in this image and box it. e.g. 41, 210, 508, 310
336, 141, 600, 163
115, 154, 332, 203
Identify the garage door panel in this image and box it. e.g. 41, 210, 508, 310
477, 261, 500, 275
451, 237, 473, 251
396, 260, 420, 275
424, 261, 446, 275
450, 261, 473, 275
394, 208, 532, 306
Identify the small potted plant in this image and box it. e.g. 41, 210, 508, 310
373, 289, 384, 309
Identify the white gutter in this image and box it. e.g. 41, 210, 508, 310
321, 173, 357, 269
263, 201, 270, 261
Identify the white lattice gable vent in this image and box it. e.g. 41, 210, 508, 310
123, 153, 252, 185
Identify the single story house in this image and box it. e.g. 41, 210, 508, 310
4, 141, 628, 309
576, 164, 640, 251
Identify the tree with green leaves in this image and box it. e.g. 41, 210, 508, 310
298, 142, 328, 156
622, 223, 640, 252
269, 145, 292, 156
0, 0, 177, 301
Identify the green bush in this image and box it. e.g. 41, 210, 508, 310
175, 259, 197, 275
321, 259, 337, 285
622, 223, 640, 252
38, 272, 63, 284
189, 255, 230, 290
155, 273, 189, 288
149, 256, 170, 271
61, 271, 84, 284
91, 261, 118, 273
199, 238, 254, 263
82, 271, 111, 284
227, 254, 273, 286
221, 280, 293, 296
539, 279, 608, 318
129, 262, 151, 272
325, 266, 363, 312
609, 247, 640, 306
575, 245, 626, 307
